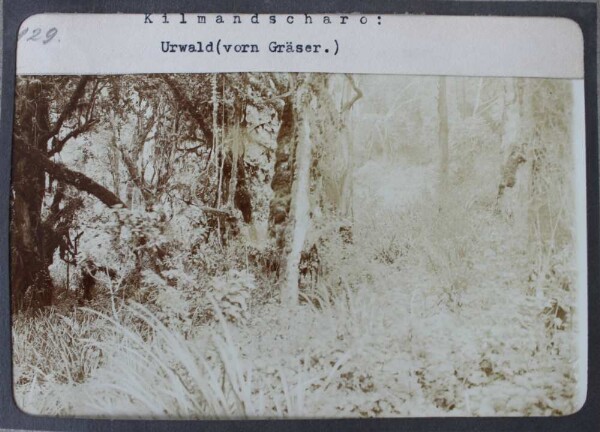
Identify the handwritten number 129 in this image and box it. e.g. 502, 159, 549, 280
18, 27, 58, 44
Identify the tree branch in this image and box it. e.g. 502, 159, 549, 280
198, 206, 232, 217
116, 144, 154, 204
341, 74, 363, 113
42, 76, 91, 143
48, 118, 99, 157
175, 144, 204, 154
162, 75, 214, 145
14, 141, 125, 208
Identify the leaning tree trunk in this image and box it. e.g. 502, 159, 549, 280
267, 74, 320, 306
269, 74, 352, 305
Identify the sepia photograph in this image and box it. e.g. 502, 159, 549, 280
10, 72, 585, 418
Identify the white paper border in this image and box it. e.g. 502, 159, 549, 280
16, 14, 584, 78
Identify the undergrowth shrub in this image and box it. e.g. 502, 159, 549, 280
210, 269, 257, 324
140, 270, 195, 333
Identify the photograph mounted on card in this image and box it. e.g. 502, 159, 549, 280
5, 7, 592, 424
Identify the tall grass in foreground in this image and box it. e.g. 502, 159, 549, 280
14, 263, 578, 418
65, 301, 316, 418
12, 277, 396, 418
12, 198, 579, 418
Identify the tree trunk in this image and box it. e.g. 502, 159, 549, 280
437, 76, 449, 196
456, 78, 470, 119
11, 80, 54, 311
269, 94, 297, 250
108, 110, 122, 198
497, 79, 531, 209
339, 75, 362, 219
282, 97, 313, 306
11, 79, 124, 312
500, 79, 522, 157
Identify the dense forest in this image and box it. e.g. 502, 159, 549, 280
11, 73, 582, 417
